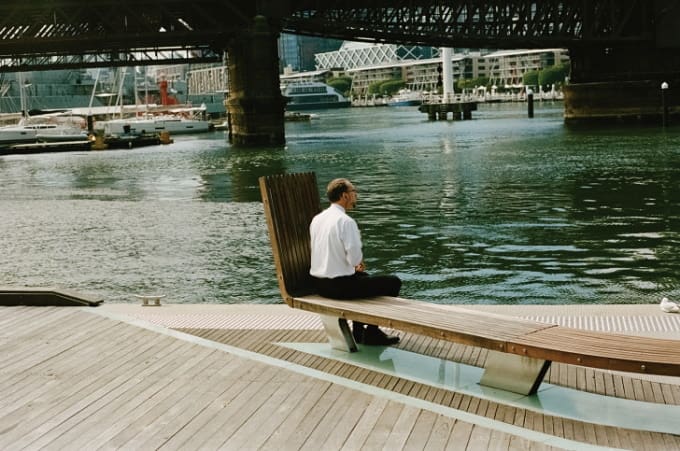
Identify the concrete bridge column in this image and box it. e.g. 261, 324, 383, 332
226, 16, 286, 146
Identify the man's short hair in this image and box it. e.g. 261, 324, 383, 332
326, 178, 351, 202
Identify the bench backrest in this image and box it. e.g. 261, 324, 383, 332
259, 172, 321, 302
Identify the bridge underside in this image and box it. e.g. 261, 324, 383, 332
282, 1, 680, 124
2, 1, 680, 144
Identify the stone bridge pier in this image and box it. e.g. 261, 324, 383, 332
226, 16, 286, 146
564, 46, 680, 124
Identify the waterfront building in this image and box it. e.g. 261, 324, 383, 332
346, 55, 480, 98
312, 43, 568, 98
483, 49, 570, 89
280, 68, 339, 87
315, 41, 437, 70
278, 34, 303, 72
313, 42, 486, 98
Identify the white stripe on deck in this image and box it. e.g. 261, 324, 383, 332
118, 308, 680, 336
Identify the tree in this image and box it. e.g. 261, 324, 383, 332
456, 76, 489, 91
327, 76, 352, 96
368, 80, 383, 95
539, 62, 570, 88
367, 78, 404, 96
380, 79, 405, 96
523, 70, 539, 88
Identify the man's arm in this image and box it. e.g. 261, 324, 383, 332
342, 218, 363, 269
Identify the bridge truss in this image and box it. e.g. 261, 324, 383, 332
0, 0, 674, 72
0, 0, 239, 71
282, 0, 663, 49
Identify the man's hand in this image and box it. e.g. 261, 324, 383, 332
355, 262, 366, 273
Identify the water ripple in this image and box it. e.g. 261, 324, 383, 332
1, 104, 679, 305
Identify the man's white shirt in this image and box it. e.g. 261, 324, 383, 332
309, 203, 363, 278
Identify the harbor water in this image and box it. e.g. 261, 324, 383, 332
1, 102, 679, 305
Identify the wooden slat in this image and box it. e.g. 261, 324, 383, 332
260, 172, 320, 301
292, 295, 553, 342
10, 307, 677, 450
513, 327, 680, 376
291, 294, 555, 354
295, 292, 680, 375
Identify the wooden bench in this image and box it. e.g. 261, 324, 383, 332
259, 172, 680, 395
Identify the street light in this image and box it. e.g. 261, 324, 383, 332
661, 81, 669, 127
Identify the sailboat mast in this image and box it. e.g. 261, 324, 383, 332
117, 68, 127, 118
18, 72, 28, 118
88, 69, 101, 112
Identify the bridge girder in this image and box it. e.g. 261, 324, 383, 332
284, 0, 656, 49
0, 0, 257, 71
0, 0, 675, 72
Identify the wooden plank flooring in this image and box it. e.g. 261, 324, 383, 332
178, 326, 680, 450
0, 306, 575, 450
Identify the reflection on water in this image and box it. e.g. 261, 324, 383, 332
1, 103, 679, 304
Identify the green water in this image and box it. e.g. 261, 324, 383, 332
1, 102, 678, 305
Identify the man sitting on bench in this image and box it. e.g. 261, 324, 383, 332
309, 177, 401, 346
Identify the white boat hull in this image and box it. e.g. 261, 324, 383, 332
100, 117, 212, 136
0, 126, 38, 145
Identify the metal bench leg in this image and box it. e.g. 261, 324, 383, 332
480, 350, 551, 395
318, 315, 358, 352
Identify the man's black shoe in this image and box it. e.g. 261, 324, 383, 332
362, 326, 400, 346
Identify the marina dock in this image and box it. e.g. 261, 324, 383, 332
1, 302, 678, 449
418, 100, 478, 121
0, 139, 91, 156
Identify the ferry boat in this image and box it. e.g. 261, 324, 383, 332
282, 82, 350, 111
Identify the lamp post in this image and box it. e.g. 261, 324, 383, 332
527, 87, 534, 118
661, 82, 669, 127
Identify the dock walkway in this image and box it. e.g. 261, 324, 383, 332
1, 303, 678, 450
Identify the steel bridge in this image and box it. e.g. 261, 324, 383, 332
0, 1, 676, 72
1, 1, 679, 144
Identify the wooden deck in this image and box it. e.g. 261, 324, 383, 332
1, 304, 679, 450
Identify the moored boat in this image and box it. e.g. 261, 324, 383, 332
386, 89, 423, 107
0, 120, 89, 147
96, 114, 212, 136
0, 125, 38, 146
25, 123, 89, 142
282, 82, 350, 111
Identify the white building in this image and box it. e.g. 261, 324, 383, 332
483, 49, 569, 88
278, 69, 348, 92
346, 54, 483, 97
315, 41, 437, 70
315, 42, 568, 97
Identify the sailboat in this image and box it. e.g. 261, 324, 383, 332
0, 73, 89, 147
0, 124, 38, 146
94, 70, 213, 136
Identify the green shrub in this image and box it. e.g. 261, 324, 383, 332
381, 79, 405, 96
523, 70, 539, 87
539, 62, 570, 88
327, 76, 352, 96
